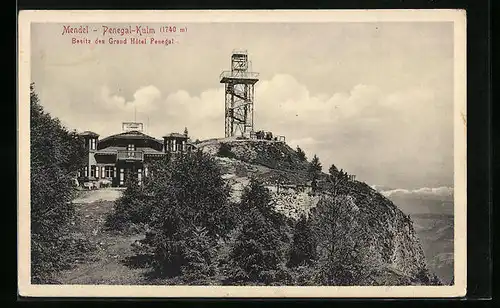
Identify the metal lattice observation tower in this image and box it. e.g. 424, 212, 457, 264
220, 50, 259, 138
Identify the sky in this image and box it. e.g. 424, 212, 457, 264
31, 22, 455, 190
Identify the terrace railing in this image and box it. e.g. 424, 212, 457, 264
117, 150, 144, 161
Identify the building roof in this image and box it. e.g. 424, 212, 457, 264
79, 131, 100, 137
163, 132, 188, 139
99, 130, 161, 143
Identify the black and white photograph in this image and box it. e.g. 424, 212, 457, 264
18, 10, 467, 297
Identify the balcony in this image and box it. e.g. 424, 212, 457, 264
117, 150, 144, 161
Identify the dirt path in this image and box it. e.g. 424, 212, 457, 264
55, 188, 149, 285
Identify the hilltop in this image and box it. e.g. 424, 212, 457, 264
196, 138, 441, 285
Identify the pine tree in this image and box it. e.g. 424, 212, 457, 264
287, 214, 317, 268
296, 146, 307, 161
239, 179, 285, 230
227, 208, 282, 284
309, 155, 322, 175
180, 225, 217, 284
328, 163, 339, 177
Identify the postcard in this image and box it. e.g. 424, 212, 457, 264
18, 9, 467, 298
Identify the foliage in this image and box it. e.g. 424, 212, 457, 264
104, 173, 151, 230
180, 225, 218, 285
287, 214, 317, 268
308, 155, 322, 176
239, 179, 289, 240
309, 195, 381, 285
328, 169, 351, 196
328, 163, 339, 177
296, 146, 307, 161
138, 151, 234, 277
217, 142, 236, 159
223, 208, 283, 285
30, 83, 87, 283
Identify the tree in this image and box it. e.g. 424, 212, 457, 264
296, 146, 307, 161
328, 163, 339, 177
180, 225, 218, 285
309, 155, 322, 175
139, 151, 234, 277
240, 179, 272, 217
287, 214, 317, 268
308, 155, 322, 192
225, 208, 282, 284
30, 83, 87, 283
310, 195, 375, 286
239, 179, 287, 232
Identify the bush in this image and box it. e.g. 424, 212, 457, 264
217, 142, 236, 159
30, 83, 86, 283
105, 174, 152, 231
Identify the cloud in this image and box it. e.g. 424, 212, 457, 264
379, 186, 454, 199
36, 72, 452, 189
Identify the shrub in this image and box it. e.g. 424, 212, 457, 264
105, 174, 152, 231
217, 142, 236, 159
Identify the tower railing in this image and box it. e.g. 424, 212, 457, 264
219, 70, 259, 80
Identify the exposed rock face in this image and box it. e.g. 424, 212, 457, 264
197, 138, 441, 285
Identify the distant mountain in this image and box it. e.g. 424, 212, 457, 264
372, 186, 454, 285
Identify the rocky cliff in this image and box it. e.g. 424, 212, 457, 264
196, 138, 441, 285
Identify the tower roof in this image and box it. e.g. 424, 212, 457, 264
163, 132, 188, 139
79, 131, 99, 137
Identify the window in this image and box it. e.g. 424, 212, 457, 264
119, 169, 124, 185
90, 165, 96, 177
104, 166, 114, 178
95, 166, 99, 178
127, 144, 135, 151
84, 166, 88, 177
90, 138, 97, 150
